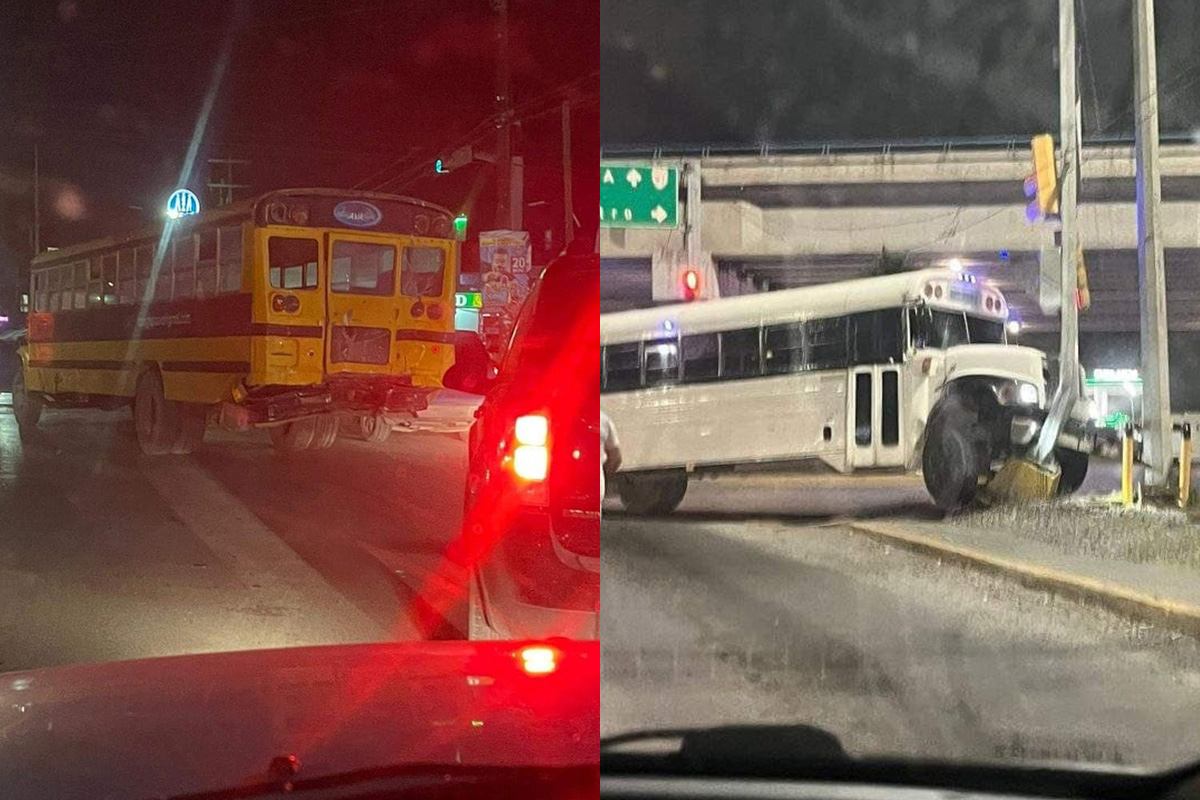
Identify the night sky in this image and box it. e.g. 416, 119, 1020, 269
602, 0, 1200, 147
0, 0, 598, 308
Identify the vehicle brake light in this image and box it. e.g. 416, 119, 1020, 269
518, 644, 559, 675
513, 445, 548, 480
515, 414, 548, 446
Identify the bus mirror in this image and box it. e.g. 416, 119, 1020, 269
921, 358, 933, 374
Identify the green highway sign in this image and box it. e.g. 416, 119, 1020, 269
600, 163, 679, 228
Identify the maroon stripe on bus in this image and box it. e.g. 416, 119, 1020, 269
29, 294, 255, 343
27, 359, 136, 371
162, 361, 251, 373
395, 329, 456, 344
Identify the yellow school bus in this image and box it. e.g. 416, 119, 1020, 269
14, 188, 459, 454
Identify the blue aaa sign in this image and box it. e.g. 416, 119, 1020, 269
167, 189, 201, 218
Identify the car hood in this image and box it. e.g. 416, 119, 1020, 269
942, 344, 1045, 387
0, 640, 598, 800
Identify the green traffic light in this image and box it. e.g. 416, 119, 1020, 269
435, 159, 445, 173
453, 214, 468, 241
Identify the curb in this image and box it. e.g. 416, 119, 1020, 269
844, 520, 1200, 639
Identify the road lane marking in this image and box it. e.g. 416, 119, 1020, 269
143, 461, 389, 639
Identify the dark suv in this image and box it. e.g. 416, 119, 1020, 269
463, 252, 599, 640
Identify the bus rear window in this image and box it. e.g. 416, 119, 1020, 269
269, 237, 319, 289
332, 240, 395, 295
400, 247, 445, 297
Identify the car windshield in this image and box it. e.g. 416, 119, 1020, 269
599, 0, 1200, 775
0, 0, 599, 794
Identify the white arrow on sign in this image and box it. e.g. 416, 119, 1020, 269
625, 169, 642, 189
650, 205, 668, 224
603, 169, 614, 184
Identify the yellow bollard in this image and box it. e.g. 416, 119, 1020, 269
1180, 423, 1193, 508
1121, 424, 1135, 508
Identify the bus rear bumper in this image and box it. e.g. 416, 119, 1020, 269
218, 376, 431, 429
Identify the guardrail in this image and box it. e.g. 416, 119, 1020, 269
601, 132, 1198, 160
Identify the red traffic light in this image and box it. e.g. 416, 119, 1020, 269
681, 268, 700, 300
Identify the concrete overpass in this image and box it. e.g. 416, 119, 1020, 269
599, 138, 1200, 407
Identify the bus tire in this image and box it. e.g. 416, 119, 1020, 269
271, 417, 317, 452
135, 370, 181, 456
12, 367, 43, 434
359, 414, 391, 443
312, 415, 339, 449
922, 396, 990, 511
616, 471, 689, 515
172, 405, 207, 455
1055, 448, 1089, 495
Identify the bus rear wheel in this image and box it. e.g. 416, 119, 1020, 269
359, 414, 391, 443
271, 417, 317, 452
135, 371, 181, 456
12, 368, 43, 435
616, 471, 689, 515
922, 396, 991, 512
312, 415, 339, 449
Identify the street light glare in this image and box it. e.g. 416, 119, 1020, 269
1006, 320, 1021, 335
947, 258, 964, 272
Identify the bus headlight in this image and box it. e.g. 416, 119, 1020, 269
1018, 382, 1040, 406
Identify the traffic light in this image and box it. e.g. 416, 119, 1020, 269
453, 213, 468, 241
681, 268, 701, 301
1025, 133, 1059, 221
435, 158, 446, 174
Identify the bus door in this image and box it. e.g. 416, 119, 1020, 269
325, 233, 401, 375
395, 238, 455, 384
849, 365, 904, 469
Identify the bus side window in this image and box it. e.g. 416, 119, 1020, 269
604, 342, 641, 392
764, 323, 803, 375
681, 333, 719, 382
720, 328, 761, 378
219, 226, 244, 293
174, 235, 196, 300
855, 373, 872, 445
73, 261, 88, 309
852, 309, 903, 365
118, 249, 137, 304
643, 338, 680, 386
806, 317, 849, 370
197, 230, 218, 298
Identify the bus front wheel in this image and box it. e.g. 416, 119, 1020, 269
1055, 448, 1089, 495
922, 397, 991, 512
12, 368, 43, 435
135, 371, 181, 456
616, 471, 689, 515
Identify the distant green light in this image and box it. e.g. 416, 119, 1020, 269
435, 158, 446, 173
453, 213, 468, 241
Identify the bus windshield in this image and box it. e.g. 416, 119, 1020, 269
912, 308, 1006, 349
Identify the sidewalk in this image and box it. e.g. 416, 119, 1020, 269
846, 502, 1200, 636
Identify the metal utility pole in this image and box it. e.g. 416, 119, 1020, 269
32, 143, 40, 255
1133, 0, 1172, 486
1033, 0, 1082, 465
492, 0, 513, 229
207, 158, 251, 207
562, 100, 573, 246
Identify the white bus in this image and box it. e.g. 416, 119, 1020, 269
600, 268, 1084, 512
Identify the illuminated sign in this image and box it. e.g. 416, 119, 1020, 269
1088, 368, 1141, 384
333, 200, 383, 228
166, 189, 200, 219
455, 291, 482, 309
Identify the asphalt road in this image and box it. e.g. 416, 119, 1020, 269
601, 479, 1200, 769
0, 395, 471, 674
